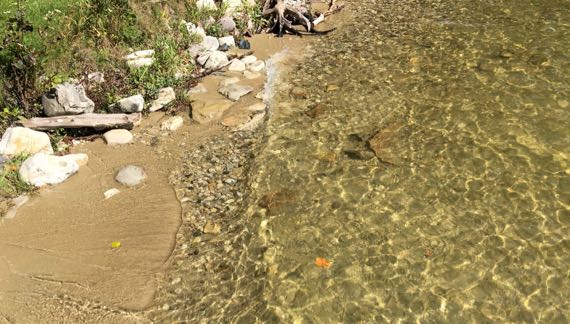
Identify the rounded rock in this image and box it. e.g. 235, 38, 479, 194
115, 165, 147, 187
104, 129, 134, 146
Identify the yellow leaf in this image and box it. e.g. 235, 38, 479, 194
111, 241, 121, 248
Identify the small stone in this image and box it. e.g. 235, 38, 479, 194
4, 195, 29, 219
171, 277, 182, 285
87, 72, 105, 84
104, 188, 121, 199
201, 36, 220, 52
240, 55, 257, 65
0, 127, 53, 158
160, 116, 184, 132
161, 304, 170, 311
326, 84, 339, 92
204, 51, 229, 70
19, 153, 80, 187
116, 94, 144, 113
149, 87, 176, 112
243, 70, 261, 79
291, 87, 308, 99
255, 91, 264, 99
115, 165, 147, 187
247, 60, 265, 72
219, 16, 236, 32
237, 39, 251, 49
218, 36, 235, 48
203, 220, 221, 234
306, 103, 326, 118
218, 84, 254, 101
104, 129, 133, 146
558, 99, 569, 108
238, 112, 265, 131
192, 100, 233, 124
219, 77, 240, 88
227, 59, 246, 72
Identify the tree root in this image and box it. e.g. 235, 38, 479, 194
261, 0, 343, 37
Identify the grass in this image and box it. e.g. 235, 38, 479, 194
0, 153, 35, 198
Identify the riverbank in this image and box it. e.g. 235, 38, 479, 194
0, 4, 348, 319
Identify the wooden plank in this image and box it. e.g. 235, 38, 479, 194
19, 113, 142, 131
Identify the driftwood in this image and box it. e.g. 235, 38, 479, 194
261, 0, 343, 36
19, 113, 142, 131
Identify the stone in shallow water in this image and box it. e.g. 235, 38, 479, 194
19, 153, 82, 187
104, 129, 133, 146
104, 188, 121, 199
228, 59, 246, 72
247, 60, 265, 72
115, 165, 147, 187
241, 55, 257, 64
368, 122, 406, 164
160, 116, 184, 132
243, 70, 261, 79
218, 84, 254, 101
192, 100, 233, 124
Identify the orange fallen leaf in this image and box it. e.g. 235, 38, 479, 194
315, 257, 332, 268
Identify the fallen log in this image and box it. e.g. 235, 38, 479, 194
19, 113, 142, 131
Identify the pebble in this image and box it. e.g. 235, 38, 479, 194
115, 165, 147, 187
161, 116, 184, 132
103, 129, 133, 146
104, 188, 121, 199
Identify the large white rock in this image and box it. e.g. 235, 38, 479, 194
218, 84, 254, 101
104, 129, 134, 145
0, 127, 53, 158
204, 51, 229, 70
19, 153, 81, 187
42, 82, 95, 117
117, 94, 144, 113
196, 0, 217, 10
149, 87, 176, 112
228, 59, 246, 72
218, 36, 235, 48
115, 165, 147, 187
160, 116, 184, 132
201, 36, 220, 52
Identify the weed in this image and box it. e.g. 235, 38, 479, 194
0, 153, 35, 198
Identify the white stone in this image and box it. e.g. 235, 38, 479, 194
4, 195, 29, 219
117, 94, 144, 113
126, 57, 155, 68
243, 70, 261, 79
0, 127, 53, 158
115, 165, 147, 187
228, 59, 246, 72
218, 84, 254, 101
87, 72, 105, 83
219, 77, 240, 88
219, 16, 236, 32
161, 116, 184, 132
104, 188, 121, 199
201, 36, 220, 52
188, 84, 208, 95
149, 87, 176, 112
247, 60, 265, 72
104, 129, 133, 146
240, 55, 257, 65
19, 153, 80, 187
185, 22, 206, 39
197, 51, 212, 66
42, 82, 95, 117
196, 0, 217, 10
218, 36, 235, 48
124, 50, 155, 60
204, 51, 229, 70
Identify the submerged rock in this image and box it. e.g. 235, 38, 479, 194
228, 59, 246, 72
161, 116, 184, 132
218, 84, 253, 101
192, 100, 233, 124
104, 188, 121, 199
115, 165, 147, 187
42, 82, 95, 117
247, 60, 265, 72
19, 153, 85, 187
104, 129, 134, 146
0, 127, 53, 158
149, 87, 176, 112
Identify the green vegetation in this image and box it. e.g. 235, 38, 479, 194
0, 153, 35, 198
0, 0, 253, 130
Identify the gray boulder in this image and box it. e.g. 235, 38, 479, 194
219, 16, 236, 32
117, 94, 144, 113
42, 82, 95, 117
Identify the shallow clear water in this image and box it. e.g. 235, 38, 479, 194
229, 0, 570, 322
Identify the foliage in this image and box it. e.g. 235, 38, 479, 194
0, 153, 35, 198
236, 1, 267, 34
0, 0, 44, 116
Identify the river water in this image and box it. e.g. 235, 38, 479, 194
225, 0, 570, 322
155, 0, 569, 322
